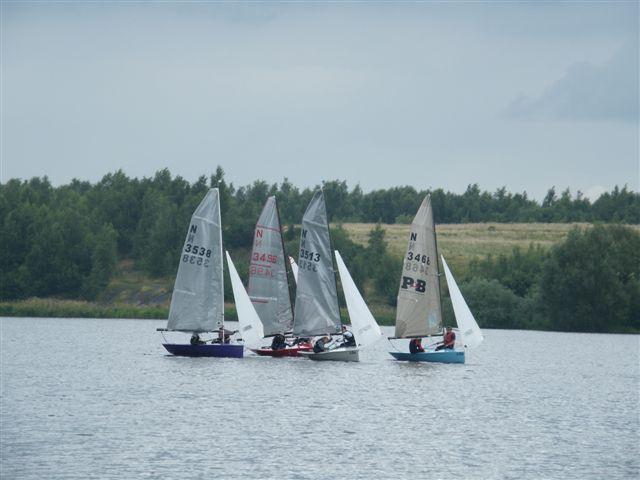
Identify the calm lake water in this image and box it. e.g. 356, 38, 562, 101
1, 317, 638, 480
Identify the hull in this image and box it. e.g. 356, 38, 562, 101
299, 347, 360, 362
389, 349, 465, 364
162, 343, 244, 358
253, 344, 312, 357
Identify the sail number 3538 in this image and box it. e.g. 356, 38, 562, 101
182, 243, 211, 268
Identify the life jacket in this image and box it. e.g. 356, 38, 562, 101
313, 338, 325, 353
409, 339, 424, 354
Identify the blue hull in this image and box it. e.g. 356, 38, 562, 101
389, 350, 465, 364
163, 343, 244, 358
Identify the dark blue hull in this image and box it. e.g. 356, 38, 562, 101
389, 350, 465, 364
162, 343, 244, 358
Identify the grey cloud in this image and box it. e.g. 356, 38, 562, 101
506, 41, 639, 123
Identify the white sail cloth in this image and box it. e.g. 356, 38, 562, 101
288, 256, 299, 283
226, 251, 265, 349
395, 195, 443, 338
441, 255, 484, 349
167, 188, 224, 332
293, 190, 342, 337
247, 196, 294, 336
335, 250, 383, 348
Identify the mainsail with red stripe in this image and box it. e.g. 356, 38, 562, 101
248, 196, 294, 336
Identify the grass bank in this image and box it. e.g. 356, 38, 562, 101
0, 298, 169, 319
0, 298, 401, 327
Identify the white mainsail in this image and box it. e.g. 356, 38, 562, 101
226, 251, 265, 349
247, 196, 294, 336
395, 195, 443, 338
167, 188, 224, 333
441, 255, 483, 349
293, 190, 342, 337
335, 250, 383, 348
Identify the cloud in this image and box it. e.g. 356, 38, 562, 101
506, 41, 639, 123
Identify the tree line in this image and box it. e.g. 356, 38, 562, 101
0, 168, 638, 333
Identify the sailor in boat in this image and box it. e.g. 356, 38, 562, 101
435, 327, 456, 351
313, 336, 332, 353
270, 333, 287, 351
409, 338, 425, 354
339, 325, 356, 348
212, 328, 235, 344
190, 333, 206, 345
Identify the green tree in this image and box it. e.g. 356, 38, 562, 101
83, 224, 118, 299
539, 225, 640, 332
367, 224, 401, 305
449, 278, 526, 329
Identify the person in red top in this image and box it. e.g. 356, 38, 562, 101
435, 327, 456, 351
409, 338, 425, 354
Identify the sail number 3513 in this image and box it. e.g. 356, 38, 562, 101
299, 248, 320, 272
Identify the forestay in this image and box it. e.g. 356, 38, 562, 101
167, 188, 224, 333
226, 251, 265, 349
248, 196, 294, 336
395, 195, 443, 338
335, 250, 383, 348
441, 255, 484, 349
293, 190, 342, 337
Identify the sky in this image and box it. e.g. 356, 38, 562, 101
1, 1, 638, 201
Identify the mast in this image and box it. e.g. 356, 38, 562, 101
218, 190, 224, 333
433, 203, 444, 334
275, 197, 296, 329
323, 187, 343, 331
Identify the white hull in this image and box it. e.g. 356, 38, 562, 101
299, 347, 360, 362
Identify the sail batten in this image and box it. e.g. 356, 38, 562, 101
395, 195, 443, 338
293, 190, 342, 337
247, 196, 294, 336
167, 188, 224, 333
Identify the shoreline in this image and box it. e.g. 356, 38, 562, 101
1, 298, 637, 334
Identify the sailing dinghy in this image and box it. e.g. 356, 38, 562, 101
158, 188, 252, 358
247, 197, 311, 357
388, 195, 483, 364
293, 190, 383, 362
